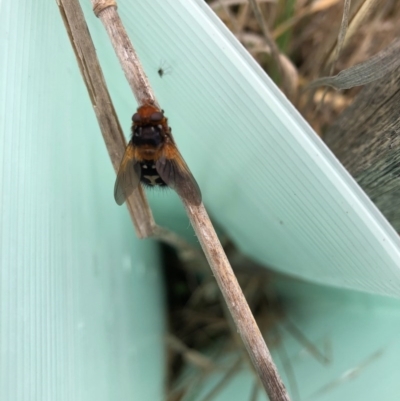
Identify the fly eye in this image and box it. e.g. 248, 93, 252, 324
150, 112, 164, 122
132, 113, 141, 122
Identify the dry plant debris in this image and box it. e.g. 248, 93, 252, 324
165, 240, 333, 401
208, 0, 400, 134
164, 241, 286, 400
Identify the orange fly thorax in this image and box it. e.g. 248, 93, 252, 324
131, 104, 170, 160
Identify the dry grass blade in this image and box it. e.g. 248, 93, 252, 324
316, 0, 351, 110
283, 320, 330, 365
308, 349, 384, 399
215, 0, 240, 34
326, 0, 383, 66
273, 0, 341, 39
236, 3, 251, 33
328, 0, 351, 74
272, 329, 300, 401
209, 0, 271, 7
248, 0, 283, 78
198, 356, 243, 401
152, 225, 206, 269
167, 335, 216, 371
307, 38, 400, 90
246, 0, 297, 97
279, 54, 299, 100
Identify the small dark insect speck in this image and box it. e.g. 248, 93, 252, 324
157, 60, 172, 78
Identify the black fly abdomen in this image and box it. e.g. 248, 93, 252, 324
140, 160, 166, 187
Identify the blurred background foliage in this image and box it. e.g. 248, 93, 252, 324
207, 0, 400, 133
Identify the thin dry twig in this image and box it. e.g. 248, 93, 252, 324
88, 1, 290, 400
272, 0, 341, 39
248, 0, 283, 79
272, 328, 301, 401
56, 0, 153, 238
246, 0, 297, 98
216, 0, 240, 34
326, 0, 383, 66
198, 356, 243, 401
182, 203, 290, 401
166, 334, 216, 371
328, 0, 351, 74
317, 0, 351, 111
283, 320, 330, 365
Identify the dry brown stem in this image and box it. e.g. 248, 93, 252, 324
180, 204, 290, 401
56, 0, 154, 237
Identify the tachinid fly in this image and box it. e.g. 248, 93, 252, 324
114, 104, 202, 206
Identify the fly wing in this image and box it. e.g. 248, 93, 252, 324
114, 144, 141, 205
156, 146, 202, 206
